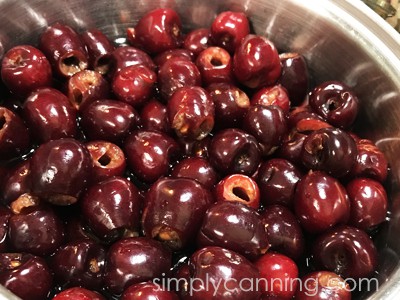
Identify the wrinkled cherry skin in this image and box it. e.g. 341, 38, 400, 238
140, 99, 171, 133
278, 53, 309, 106
346, 178, 388, 230
52, 287, 105, 300
197, 201, 268, 260
233, 34, 281, 89
255, 252, 298, 299
261, 205, 304, 260
104, 237, 172, 295
301, 127, 357, 178
168, 86, 215, 141
195, 47, 233, 85
0, 253, 53, 300
50, 240, 106, 290
257, 158, 302, 208
158, 58, 201, 101
171, 157, 218, 189
288, 106, 329, 131
0, 107, 30, 160
277, 131, 307, 164
153, 49, 194, 69
121, 282, 180, 300
251, 85, 291, 114
23, 87, 77, 143
142, 177, 214, 250
124, 130, 181, 183
313, 225, 378, 279
183, 28, 211, 57
81, 99, 139, 144
39, 23, 88, 77
81, 29, 115, 75
350, 139, 388, 182
81, 176, 141, 242
85, 141, 126, 183
67, 70, 110, 111
112, 64, 157, 108
128, 8, 182, 55
294, 171, 350, 234
1, 45, 52, 97
210, 11, 250, 54
207, 83, 250, 129
209, 128, 261, 176
180, 246, 261, 300
214, 174, 260, 209
309, 81, 359, 129
30, 138, 93, 205
8, 204, 64, 256
295, 271, 351, 300
0, 207, 11, 252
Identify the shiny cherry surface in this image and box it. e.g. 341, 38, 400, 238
52, 287, 105, 300
251, 85, 291, 114
140, 99, 171, 133
183, 28, 211, 57
121, 282, 179, 300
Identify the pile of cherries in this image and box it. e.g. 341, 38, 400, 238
0, 7, 389, 300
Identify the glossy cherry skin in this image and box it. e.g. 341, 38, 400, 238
85, 141, 126, 183
278, 53, 309, 106
294, 171, 350, 234
295, 271, 351, 300
214, 174, 260, 209
0, 106, 30, 160
168, 86, 215, 141
64, 216, 100, 244
301, 127, 357, 178
288, 106, 330, 131
128, 8, 182, 55
0, 253, 53, 300
180, 246, 261, 300
251, 85, 291, 114
0, 206, 11, 252
207, 83, 250, 129
197, 201, 268, 259
346, 178, 388, 230
50, 240, 106, 290
313, 225, 378, 279
104, 237, 172, 295
67, 70, 110, 111
124, 130, 181, 183
309, 81, 359, 129
277, 131, 308, 164
1, 45, 52, 97
209, 128, 261, 176
81, 29, 115, 75
39, 23, 88, 77
171, 157, 218, 189
23, 87, 77, 143
30, 138, 92, 205
183, 28, 211, 57
81, 99, 139, 143
255, 252, 298, 299
81, 176, 141, 242
52, 287, 105, 300
153, 49, 194, 69
158, 58, 201, 101
195, 47, 233, 85
112, 64, 157, 108
210, 11, 250, 54
140, 99, 171, 133
142, 177, 214, 250
261, 205, 304, 260
233, 34, 281, 89
121, 282, 179, 300
257, 158, 302, 208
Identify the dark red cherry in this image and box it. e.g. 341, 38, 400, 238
309, 81, 359, 129
30, 138, 92, 205
104, 237, 171, 295
1, 45, 52, 97
2, 160, 31, 206
128, 8, 182, 54
233, 34, 281, 89
0, 207, 11, 252
142, 177, 214, 250
140, 99, 171, 133
52, 287, 105, 300
121, 282, 179, 300
294, 171, 350, 234
197, 201, 268, 259
81, 176, 141, 242
313, 225, 378, 279
251, 85, 290, 114
195, 47, 233, 85
23, 87, 77, 143
168, 86, 214, 141
210, 11, 250, 54
277, 130, 307, 164
153, 49, 194, 69
183, 28, 211, 57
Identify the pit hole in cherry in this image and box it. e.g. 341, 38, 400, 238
96, 56, 111, 74
232, 187, 250, 201
73, 89, 83, 105
211, 57, 223, 66
63, 56, 80, 68
0, 115, 6, 130
98, 153, 111, 166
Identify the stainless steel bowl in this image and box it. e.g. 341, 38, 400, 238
1, 0, 400, 299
